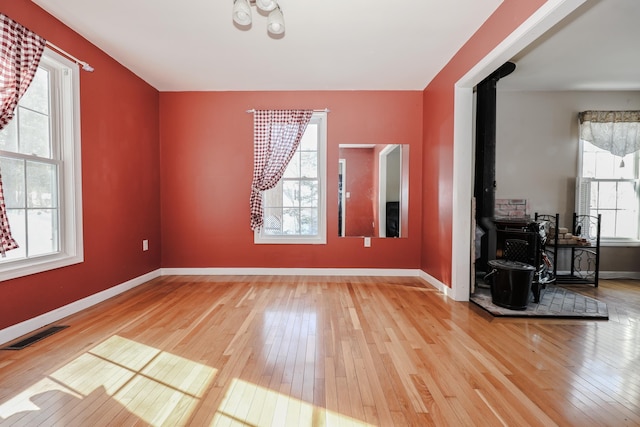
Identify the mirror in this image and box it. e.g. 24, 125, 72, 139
338, 144, 409, 237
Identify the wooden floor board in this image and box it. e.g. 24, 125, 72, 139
1, 276, 639, 426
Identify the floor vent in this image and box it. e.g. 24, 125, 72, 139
1, 326, 69, 350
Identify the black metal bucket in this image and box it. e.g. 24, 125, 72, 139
485, 259, 535, 310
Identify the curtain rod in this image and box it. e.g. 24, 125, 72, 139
246, 108, 330, 113
45, 41, 94, 72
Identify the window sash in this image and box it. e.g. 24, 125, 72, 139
577, 177, 640, 242
0, 154, 61, 260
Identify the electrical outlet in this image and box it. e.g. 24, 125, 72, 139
364, 237, 371, 247
142, 239, 149, 251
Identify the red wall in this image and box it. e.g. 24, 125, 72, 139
420, 0, 547, 286
0, 0, 548, 331
0, 1, 161, 330
160, 91, 423, 268
339, 147, 375, 237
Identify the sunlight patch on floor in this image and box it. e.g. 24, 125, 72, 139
213, 378, 374, 427
0, 335, 217, 425
0, 377, 82, 419
2, 336, 375, 425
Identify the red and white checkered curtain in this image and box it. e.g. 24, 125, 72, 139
250, 110, 313, 231
0, 14, 46, 255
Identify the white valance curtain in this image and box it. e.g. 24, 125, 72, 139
578, 110, 640, 166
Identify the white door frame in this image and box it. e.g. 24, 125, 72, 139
448, 0, 586, 301
378, 144, 400, 238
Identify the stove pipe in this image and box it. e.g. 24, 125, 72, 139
474, 62, 516, 271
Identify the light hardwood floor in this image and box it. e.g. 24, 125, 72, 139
0, 275, 638, 426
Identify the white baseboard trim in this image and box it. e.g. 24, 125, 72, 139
0, 269, 161, 347
599, 271, 640, 280
417, 270, 465, 301
160, 267, 421, 277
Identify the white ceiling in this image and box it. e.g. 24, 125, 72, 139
499, 0, 640, 91
32, 0, 503, 91
31, 0, 640, 93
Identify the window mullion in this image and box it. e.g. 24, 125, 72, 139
0, 151, 60, 165
615, 181, 619, 237
596, 181, 600, 217
21, 158, 29, 257
636, 178, 640, 240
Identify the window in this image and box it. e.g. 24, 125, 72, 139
577, 139, 640, 243
0, 49, 83, 280
255, 112, 327, 244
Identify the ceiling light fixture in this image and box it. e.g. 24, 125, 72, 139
255, 0, 277, 11
233, 0, 285, 36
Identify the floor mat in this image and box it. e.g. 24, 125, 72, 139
470, 285, 608, 319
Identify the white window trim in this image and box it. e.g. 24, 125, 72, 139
0, 48, 83, 281
254, 111, 327, 245
576, 138, 640, 246
597, 240, 640, 247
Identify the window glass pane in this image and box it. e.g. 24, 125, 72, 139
597, 182, 617, 209
282, 208, 300, 234
263, 207, 283, 235
585, 140, 637, 180
27, 161, 58, 208
18, 108, 51, 158
282, 181, 299, 207
263, 181, 283, 208
617, 181, 637, 210
283, 152, 300, 178
616, 209, 638, 239
300, 181, 318, 207
300, 152, 317, 178
618, 153, 636, 179
2, 209, 26, 260
594, 151, 614, 178
0, 157, 25, 208
28, 208, 58, 256
20, 68, 50, 115
300, 208, 318, 234
597, 210, 616, 237
299, 124, 317, 151
0, 118, 18, 152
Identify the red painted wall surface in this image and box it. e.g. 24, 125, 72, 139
420, 0, 547, 286
0, 0, 547, 332
339, 147, 375, 237
0, 1, 161, 330
160, 91, 423, 268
